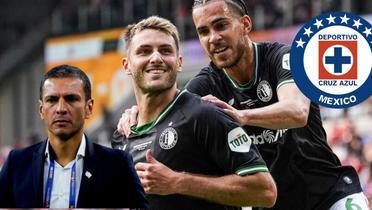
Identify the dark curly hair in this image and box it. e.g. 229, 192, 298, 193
192, 0, 248, 16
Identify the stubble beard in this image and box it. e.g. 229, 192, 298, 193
53, 126, 82, 142
215, 43, 245, 69
135, 70, 177, 94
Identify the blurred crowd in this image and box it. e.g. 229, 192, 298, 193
3, 0, 372, 56
321, 98, 372, 208
51, 0, 333, 38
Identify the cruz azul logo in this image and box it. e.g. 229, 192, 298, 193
290, 12, 371, 108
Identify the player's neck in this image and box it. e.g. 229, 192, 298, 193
224, 42, 255, 84
48, 132, 83, 167
136, 86, 179, 127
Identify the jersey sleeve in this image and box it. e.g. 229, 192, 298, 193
267, 43, 294, 90
195, 104, 268, 176
185, 67, 215, 97
111, 130, 127, 150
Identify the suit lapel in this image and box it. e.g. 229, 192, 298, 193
32, 140, 47, 207
77, 136, 97, 207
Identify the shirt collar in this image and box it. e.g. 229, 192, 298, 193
45, 135, 86, 160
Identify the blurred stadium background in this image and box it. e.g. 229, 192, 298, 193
0, 0, 371, 206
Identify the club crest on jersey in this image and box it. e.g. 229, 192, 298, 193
290, 12, 371, 108
159, 127, 178, 150
228, 127, 251, 152
257, 80, 272, 102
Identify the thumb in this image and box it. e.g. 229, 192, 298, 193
146, 149, 157, 163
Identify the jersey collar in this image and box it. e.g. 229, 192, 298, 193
131, 89, 187, 135
222, 42, 260, 90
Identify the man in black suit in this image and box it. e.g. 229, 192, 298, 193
0, 65, 148, 208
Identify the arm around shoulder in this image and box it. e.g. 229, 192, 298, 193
239, 83, 310, 129
277, 83, 310, 127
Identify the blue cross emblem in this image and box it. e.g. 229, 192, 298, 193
325, 47, 351, 73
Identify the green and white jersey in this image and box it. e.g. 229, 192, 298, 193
112, 89, 268, 210
186, 42, 363, 210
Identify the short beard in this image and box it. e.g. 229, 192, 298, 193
220, 44, 245, 69
56, 133, 73, 141
56, 129, 80, 142
134, 70, 177, 95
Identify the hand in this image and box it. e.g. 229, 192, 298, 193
202, 95, 247, 125
135, 150, 179, 195
117, 105, 138, 137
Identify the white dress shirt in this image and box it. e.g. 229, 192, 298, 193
43, 136, 86, 208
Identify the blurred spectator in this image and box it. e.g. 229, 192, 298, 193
58, 0, 79, 34
324, 99, 372, 202
364, 163, 372, 209
157, 0, 173, 20
293, 1, 311, 24
321, 0, 342, 13
108, 0, 124, 27
86, 0, 105, 31
133, 0, 147, 20
262, 1, 283, 28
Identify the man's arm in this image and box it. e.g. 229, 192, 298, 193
135, 150, 276, 208
204, 83, 310, 129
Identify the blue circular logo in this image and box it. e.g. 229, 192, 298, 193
290, 12, 371, 108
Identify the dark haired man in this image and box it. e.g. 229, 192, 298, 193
0, 65, 148, 208
188, 1, 368, 209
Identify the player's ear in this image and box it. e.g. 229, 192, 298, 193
122, 57, 132, 75
84, 99, 94, 119
39, 99, 45, 120
177, 56, 183, 72
241, 15, 252, 35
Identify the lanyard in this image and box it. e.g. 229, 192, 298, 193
44, 157, 77, 208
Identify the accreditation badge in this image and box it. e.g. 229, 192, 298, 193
290, 12, 371, 108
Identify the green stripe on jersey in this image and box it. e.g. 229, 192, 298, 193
222, 42, 259, 90
276, 79, 294, 90
235, 164, 269, 176
131, 89, 187, 135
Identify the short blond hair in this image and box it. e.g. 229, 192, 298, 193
124, 16, 180, 52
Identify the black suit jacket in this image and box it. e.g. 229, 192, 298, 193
0, 137, 148, 208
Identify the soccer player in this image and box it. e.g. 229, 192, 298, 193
112, 16, 277, 210
117, 1, 369, 209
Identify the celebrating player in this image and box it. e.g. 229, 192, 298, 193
112, 15, 277, 210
